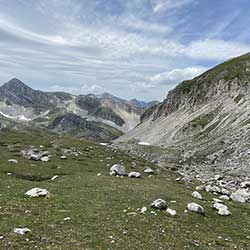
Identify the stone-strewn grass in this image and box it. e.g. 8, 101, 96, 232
0, 131, 249, 249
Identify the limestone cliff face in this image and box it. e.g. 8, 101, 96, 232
117, 53, 250, 176
153, 53, 250, 120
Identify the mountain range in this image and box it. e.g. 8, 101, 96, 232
0, 78, 158, 140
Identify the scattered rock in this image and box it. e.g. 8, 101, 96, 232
128, 172, 141, 178
166, 208, 177, 216
144, 167, 154, 174
192, 191, 203, 200
219, 195, 230, 201
218, 208, 231, 216
205, 185, 221, 194
8, 159, 18, 163
110, 164, 126, 176
60, 155, 67, 160
231, 189, 250, 203
241, 181, 250, 188
187, 203, 204, 214
51, 175, 58, 181
213, 203, 228, 211
151, 199, 167, 210
63, 217, 71, 221
25, 188, 50, 198
213, 198, 223, 203
40, 156, 50, 162
212, 202, 231, 216
14, 228, 31, 235
140, 206, 147, 214
30, 154, 40, 161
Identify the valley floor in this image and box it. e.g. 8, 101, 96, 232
0, 131, 249, 250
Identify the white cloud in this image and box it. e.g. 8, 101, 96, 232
48, 83, 106, 95
152, 0, 194, 14
183, 39, 250, 60
149, 66, 208, 84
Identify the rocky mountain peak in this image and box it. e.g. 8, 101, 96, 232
1, 78, 30, 91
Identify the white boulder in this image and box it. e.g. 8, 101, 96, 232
25, 188, 50, 198
187, 203, 204, 214
192, 191, 203, 200
231, 189, 250, 203
140, 206, 147, 214
110, 164, 126, 176
14, 228, 31, 235
219, 195, 230, 201
128, 172, 141, 178
30, 154, 40, 161
8, 159, 18, 163
144, 167, 154, 174
166, 208, 177, 216
218, 208, 231, 216
41, 156, 50, 162
213, 203, 228, 211
151, 199, 167, 210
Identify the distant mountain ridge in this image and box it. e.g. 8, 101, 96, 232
0, 78, 157, 140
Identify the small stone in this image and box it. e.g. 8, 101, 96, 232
14, 228, 31, 235
219, 195, 230, 201
166, 208, 177, 216
30, 154, 40, 161
187, 203, 204, 214
218, 208, 231, 216
140, 206, 147, 214
8, 159, 18, 163
213, 198, 223, 203
51, 175, 58, 181
63, 217, 71, 221
25, 188, 49, 198
128, 172, 141, 178
60, 155, 67, 160
192, 191, 203, 200
213, 203, 228, 211
144, 167, 154, 174
151, 199, 167, 210
41, 156, 49, 162
97, 173, 101, 177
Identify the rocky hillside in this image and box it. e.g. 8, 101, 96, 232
0, 78, 155, 139
48, 112, 123, 141
116, 53, 250, 179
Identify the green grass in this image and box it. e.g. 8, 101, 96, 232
0, 131, 250, 249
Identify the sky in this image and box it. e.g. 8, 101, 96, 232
0, 0, 250, 101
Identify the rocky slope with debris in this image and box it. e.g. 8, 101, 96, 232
116, 53, 250, 180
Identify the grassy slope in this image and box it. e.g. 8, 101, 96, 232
0, 131, 249, 250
